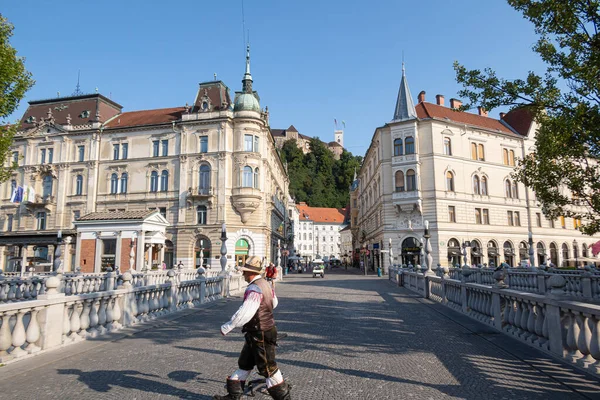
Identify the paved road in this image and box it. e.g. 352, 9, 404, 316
1, 269, 600, 399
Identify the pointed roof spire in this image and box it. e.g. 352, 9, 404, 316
242, 44, 253, 93
393, 62, 417, 121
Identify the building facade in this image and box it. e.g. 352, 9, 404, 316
0, 46, 290, 273
295, 202, 347, 262
354, 65, 600, 273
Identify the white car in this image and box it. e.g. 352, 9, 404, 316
312, 265, 325, 278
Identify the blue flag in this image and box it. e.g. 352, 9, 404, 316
10, 186, 23, 203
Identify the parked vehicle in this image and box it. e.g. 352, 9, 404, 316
313, 264, 325, 278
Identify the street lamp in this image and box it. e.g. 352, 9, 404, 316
573, 239, 578, 268
528, 231, 535, 268
462, 241, 470, 268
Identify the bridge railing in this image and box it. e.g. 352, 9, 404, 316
0, 268, 247, 364
393, 267, 600, 377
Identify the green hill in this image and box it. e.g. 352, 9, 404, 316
279, 138, 362, 208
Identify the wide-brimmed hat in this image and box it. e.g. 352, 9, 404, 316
239, 256, 264, 274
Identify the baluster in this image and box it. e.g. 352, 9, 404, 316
105, 297, 115, 331
534, 304, 546, 342
112, 296, 122, 330
588, 316, 600, 373
69, 302, 82, 341
25, 307, 41, 353
0, 283, 8, 301
526, 302, 536, 339
136, 291, 145, 321
0, 312, 13, 362
97, 298, 108, 335
23, 282, 31, 299
576, 312, 594, 366
88, 299, 99, 337
10, 309, 27, 357
62, 304, 71, 343
76, 278, 84, 295
564, 310, 581, 362
512, 300, 522, 333
79, 300, 91, 338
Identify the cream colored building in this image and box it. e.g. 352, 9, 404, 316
0, 46, 290, 273
355, 65, 600, 273
295, 202, 347, 262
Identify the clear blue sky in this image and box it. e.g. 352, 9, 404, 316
3, 0, 544, 157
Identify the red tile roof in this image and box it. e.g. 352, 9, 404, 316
502, 107, 534, 136
104, 107, 185, 129
415, 102, 519, 136
297, 203, 346, 224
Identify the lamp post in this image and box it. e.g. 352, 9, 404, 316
53, 230, 63, 273
462, 241, 470, 268
220, 222, 228, 274
573, 239, 578, 268
423, 220, 434, 275
528, 232, 535, 268
388, 238, 393, 271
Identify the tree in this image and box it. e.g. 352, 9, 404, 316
0, 14, 34, 183
454, 0, 600, 235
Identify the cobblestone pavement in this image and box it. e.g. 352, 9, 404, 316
1, 269, 600, 400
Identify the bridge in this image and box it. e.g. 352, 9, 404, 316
1, 269, 600, 399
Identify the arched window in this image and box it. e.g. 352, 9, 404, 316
253, 168, 260, 189
394, 139, 403, 156
550, 243, 558, 266
120, 173, 128, 194
512, 181, 519, 199
395, 170, 404, 192
443, 138, 452, 155
481, 176, 488, 195
160, 170, 169, 192
197, 205, 207, 225
242, 166, 253, 187
405, 137, 415, 154
199, 164, 210, 194
582, 244, 589, 258
473, 175, 480, 195
406, 169, 416, 191
110, 173, 118, 194
478, 144, 485, 161
537, 242, 546, 266
42, 175, 53, 198
562, 243, 569, 267
503, 149, 509, 165
75, 175, 83, 196
150, 171, 158, 192
471, 143, 478, 160
505, 180, 512, 198
446, 171, 454, 192
509, 150, 515, 166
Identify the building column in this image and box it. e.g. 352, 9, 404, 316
115, 231, 122, 271
0, 245, 5, 271
20, 245, 28, 277
136, 231, 145, 271
159, 244, 165, 267
94, 234, 102, 273
64, 236, 73, 272
146, 244, 153, 269
75, 232, 82, 270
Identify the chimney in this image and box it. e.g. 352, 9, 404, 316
435, 94, 444, 106
450, 98, 462, 109
477, 106, 488, 117
417, 91, 426, 103
499, 112, 506, 119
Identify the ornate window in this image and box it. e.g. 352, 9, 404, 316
446, 171, 454, 192
471, 143, 477, 160
197, 205, 207, 225
503, 149, 509, 165
161, 140, 168, 157
478, 144, 485, 161
110, 173, 118, 194
393, 139, 403, 156
160, 170, 169, 192
43, 175, 53, 198
75, 175, 83, 196
504, 180, 512, 198
120, 173, 128, 194
406, 169, 416, 191
405, 137, 415, 154
37, 211, 46, 230
509, 150, 515, 166
150, 171, 158, 192
199, 164, 211, 194
122, 143, 128, 160
253, 168, 260, 189
200, 136, 208, 153
78, 145, 85, 162
481, 176, 488, 195
242, 166, 253, 187
512, 181, 519, 199
152, 140, 160, 157
473, 175, 480, 194
113, 144, 120, 160
443, 138, 451, 155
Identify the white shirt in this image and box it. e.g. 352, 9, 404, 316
220, 276, 278, 335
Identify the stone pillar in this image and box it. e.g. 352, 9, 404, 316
159, 244, 165, 267
115, 231, 122, 271
20, 245, 28, 277
64, 236, 73, 272
75, 232, 82, 270
146, 244, 153, 269
136, 231, 145, 272
94, 235, 102, 273
0, 245, 5, 271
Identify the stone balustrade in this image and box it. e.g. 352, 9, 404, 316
0, 268, 248, 364
389, 266, 600, 376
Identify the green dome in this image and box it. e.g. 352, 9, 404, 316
234, 93, 260, 112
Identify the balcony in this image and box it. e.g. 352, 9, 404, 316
232, 187, 263, 223
24, 194, 55, 212
186, 187, 214, 208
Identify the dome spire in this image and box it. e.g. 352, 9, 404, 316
242, 44, 253, 93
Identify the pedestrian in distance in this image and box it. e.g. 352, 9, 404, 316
214, 256, 291, 400
265, 262, 277, 288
